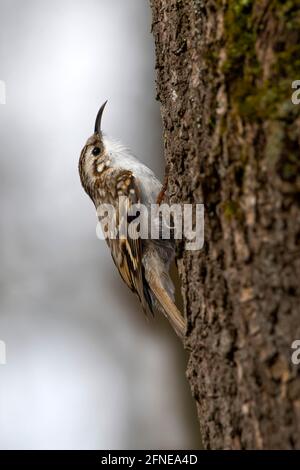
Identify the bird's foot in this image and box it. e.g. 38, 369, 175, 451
156, 174, 169, 205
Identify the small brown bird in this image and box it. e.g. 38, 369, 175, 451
79, 102, 185, 338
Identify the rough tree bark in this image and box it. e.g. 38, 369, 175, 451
150, 0, 300, 449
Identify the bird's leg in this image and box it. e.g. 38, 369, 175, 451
156, 166, 169, 205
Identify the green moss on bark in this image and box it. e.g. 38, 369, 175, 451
222, 0, 300, 122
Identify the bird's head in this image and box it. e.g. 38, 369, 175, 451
79, 101, 108, 201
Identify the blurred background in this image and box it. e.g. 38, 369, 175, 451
0, 0, 200, 449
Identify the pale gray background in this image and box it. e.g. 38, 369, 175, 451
0, 0, 199, 449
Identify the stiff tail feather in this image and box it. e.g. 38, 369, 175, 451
148, 274, 186, 339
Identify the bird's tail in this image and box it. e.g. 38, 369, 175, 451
147, 272, 186, 339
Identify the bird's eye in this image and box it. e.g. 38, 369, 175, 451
92, 147, 101, 156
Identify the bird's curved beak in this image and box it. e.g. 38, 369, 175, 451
94, 100, 108, 135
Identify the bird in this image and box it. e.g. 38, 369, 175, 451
78, 101, 185, 338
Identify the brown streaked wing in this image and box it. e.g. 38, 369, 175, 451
104, 171, 149, 314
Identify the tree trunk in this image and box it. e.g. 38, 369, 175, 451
150, 0, 300, 450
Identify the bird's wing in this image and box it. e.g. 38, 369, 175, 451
101, 170, 152, 315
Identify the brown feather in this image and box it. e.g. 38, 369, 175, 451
146, 271, 185, 339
